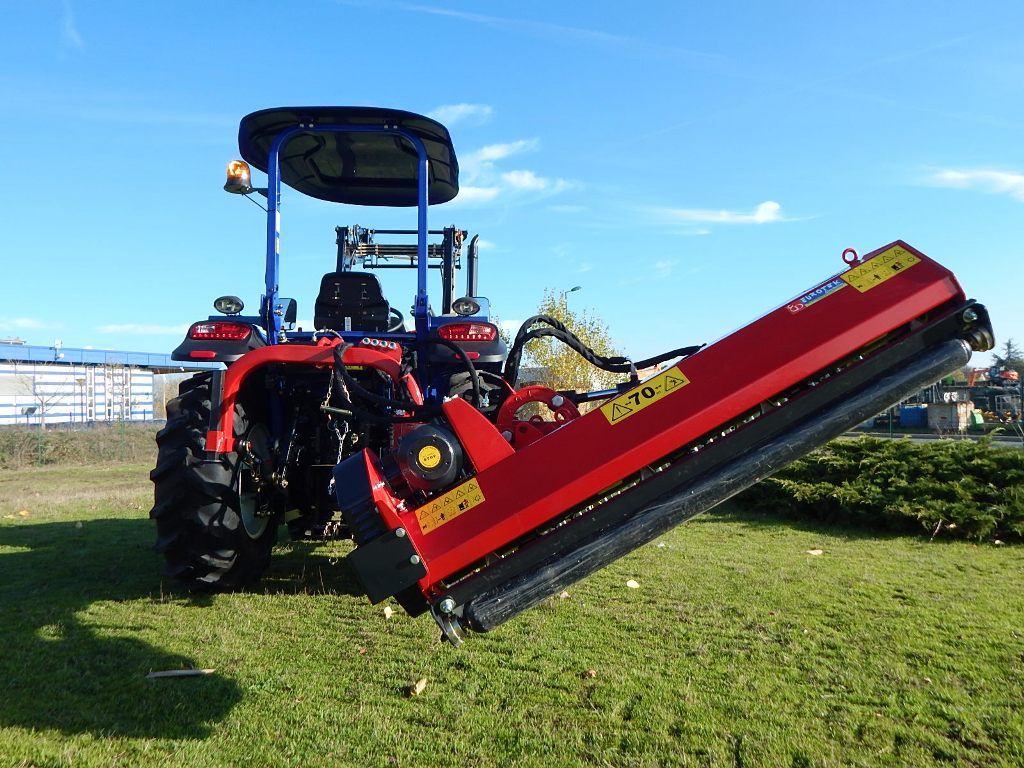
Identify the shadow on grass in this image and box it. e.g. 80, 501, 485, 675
259, 539, 365, 597
0, 518, 241, 739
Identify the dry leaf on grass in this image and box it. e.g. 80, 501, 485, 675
17, 510, 29, 517
804, 549, 824, 556
558, 590, 570, 599
582, 669, 597, 679
383, 606, 394, 619
625, 579, 640, 589
407, 678, 428, 696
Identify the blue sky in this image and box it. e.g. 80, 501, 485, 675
1, 1, 1022, 364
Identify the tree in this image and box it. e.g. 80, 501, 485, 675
519, 288, 626, 393
153, 373, 190, 420
993, 338, 1024, 378
10, 361, 68, 428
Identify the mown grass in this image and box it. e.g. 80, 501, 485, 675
0, 465, 1021, 767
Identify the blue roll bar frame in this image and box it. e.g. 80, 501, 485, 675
262, 121, 431, 345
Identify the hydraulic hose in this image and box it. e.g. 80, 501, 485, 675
330, 339, 484, 422
426, 338, 482, 407
503, 314, 703, 386
331, 345, 440, 423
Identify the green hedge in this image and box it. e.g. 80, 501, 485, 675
0, 424, 158, 469
735, 437, 1024, 542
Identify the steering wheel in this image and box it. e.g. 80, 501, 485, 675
387, 307, 405, 332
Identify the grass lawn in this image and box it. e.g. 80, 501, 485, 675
0, 464, 1021, 767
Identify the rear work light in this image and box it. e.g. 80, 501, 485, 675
189, 321, 252, 341
437, 322, 498, 342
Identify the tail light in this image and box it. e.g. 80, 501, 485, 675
437, 322, 497, 342
188, 321, 252, 341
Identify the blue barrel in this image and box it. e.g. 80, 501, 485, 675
899, 405, 928, 427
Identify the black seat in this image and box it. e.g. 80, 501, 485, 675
314, 272, 391, 332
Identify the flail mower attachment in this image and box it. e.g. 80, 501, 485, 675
332, 241, 992, 644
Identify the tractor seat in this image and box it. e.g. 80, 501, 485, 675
314, 271, 391, 332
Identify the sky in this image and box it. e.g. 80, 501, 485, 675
1, 1, 1022, 366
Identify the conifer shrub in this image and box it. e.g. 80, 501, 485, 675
735, 437, 1024, 541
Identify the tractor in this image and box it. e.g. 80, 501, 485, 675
153, 107, 513, 591
152, 106, 993, 644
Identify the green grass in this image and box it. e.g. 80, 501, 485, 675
0, 465, 1022, 767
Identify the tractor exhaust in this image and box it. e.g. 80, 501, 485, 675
452, 338, 973, 636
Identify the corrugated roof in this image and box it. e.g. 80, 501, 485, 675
0, 344, 220, 373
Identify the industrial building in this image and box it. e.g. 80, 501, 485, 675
0, 340, 217, 426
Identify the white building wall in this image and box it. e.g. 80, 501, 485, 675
0, 362, 154, 426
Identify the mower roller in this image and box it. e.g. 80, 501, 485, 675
151, 106, 994, 644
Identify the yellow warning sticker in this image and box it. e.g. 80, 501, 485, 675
600, 367, 691, 425
841, 245, 921, 293
418, 445, 442, 469
415, 478, 485, 534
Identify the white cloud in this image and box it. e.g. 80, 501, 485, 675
653, 259, 676, 278
464, 139, 538, 171
926, 168, 1024, 202
501, 170, 549, 191
61, 1, 84, 49
451, 138, 574, 208
454, 186, 501, 204
428, 103, 493, 126
394, 4, 725, 65
0, 317, 45, 332
97, 323, 189, 335
548, 204, 586, 214
660, 200, 785, 225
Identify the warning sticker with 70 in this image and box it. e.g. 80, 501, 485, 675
414, 478, 485, 534
600, 367, 691, 425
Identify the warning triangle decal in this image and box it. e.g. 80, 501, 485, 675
610, 403, 633, 421
664, 374, 686, 392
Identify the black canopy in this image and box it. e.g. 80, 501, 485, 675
238, 107, 459, 206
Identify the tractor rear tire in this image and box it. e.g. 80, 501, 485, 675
150, 373, 277, 591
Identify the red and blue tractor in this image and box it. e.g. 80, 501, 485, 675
152, 106, 993, 644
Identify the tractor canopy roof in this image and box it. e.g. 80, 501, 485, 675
238, 106, 459, 206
